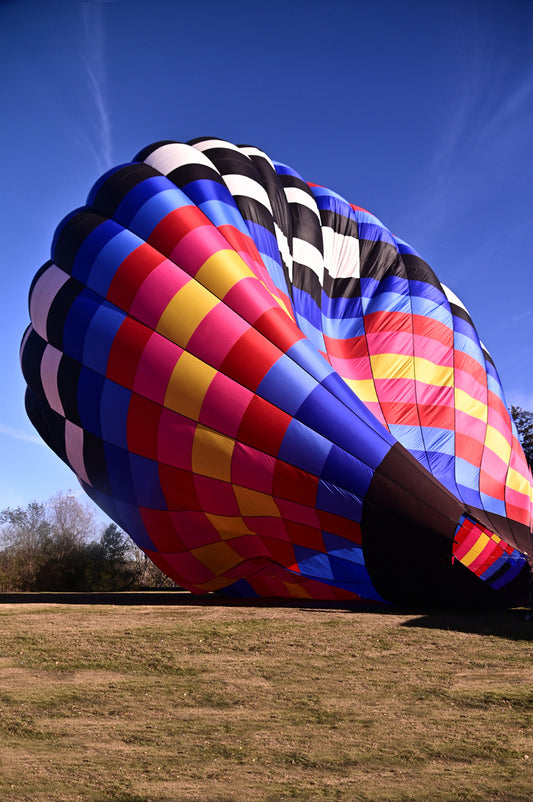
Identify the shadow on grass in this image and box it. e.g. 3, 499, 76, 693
1, 591, 531, 632
400, 608, 533, 640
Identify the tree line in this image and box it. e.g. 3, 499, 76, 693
0, 492, 176, 593
1, 408, 531, 593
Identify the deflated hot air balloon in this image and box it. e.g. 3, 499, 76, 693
21, 137, 533, 607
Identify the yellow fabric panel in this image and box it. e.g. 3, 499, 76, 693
282, 581, 312, 599
413, 358, 453, 387
506, 466, 533, 497
192, 425, 234, 482
454, 387, 488, 423
234, 486, 281, 518
156, 280, 219, 346
205, 513, 255, 540
370, 353, 414, 381
343, 378, 378, 403
370, 353, 453, 386
484, 425, 511, 465
164, 352, 216, 420
460, 532, 490, 567
195, 250, 255, 298
191, 541, 241, 574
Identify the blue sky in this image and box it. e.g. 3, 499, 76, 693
1, 0, 532, 517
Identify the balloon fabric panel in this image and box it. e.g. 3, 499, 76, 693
21, 137, 533, 607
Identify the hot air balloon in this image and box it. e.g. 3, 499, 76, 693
21, 137, 533, 607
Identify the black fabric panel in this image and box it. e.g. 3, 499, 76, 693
402, 252, 443, 289
57, 355, 82, 427
134, 140, 179, 161
20, 328, 46, 399
358, 239, 399, 281
25, 388, 67, 465
322, 273, 362, 299
45, 278, 85, 351
83, 430, 112, 496
52, 212, 104, 274
319, 208, 359, 240
361, 442, 471, 607
291, 263, 323, 306
167, 163, 226, 188
90, 163, 161, 218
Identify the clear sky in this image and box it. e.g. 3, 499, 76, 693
1, 0, 532, 519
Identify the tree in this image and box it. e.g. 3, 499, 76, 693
510, 406, 533, 470
0, 501, 51, 590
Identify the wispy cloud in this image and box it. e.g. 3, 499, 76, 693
78, 1, 113, 172
0, 423, 44, 446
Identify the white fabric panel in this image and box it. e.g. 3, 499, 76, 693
29, 265, 69, 340
274, 222, 293, 280
284, 186, 320, 215
40, 345, 64, 416
292, 237, 324, 281
143, 142, 214, 175
222, 173, 272, 210
322, 227, 360, 279
442, 284, 469, 313
193, 138, 241, 153
65, 420, 91, 486
239, 146, 275, 169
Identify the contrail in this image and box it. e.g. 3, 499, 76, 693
0, 423, 44, 446
79, 0, 113, 172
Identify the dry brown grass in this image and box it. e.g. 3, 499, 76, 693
0, 597, 531, 801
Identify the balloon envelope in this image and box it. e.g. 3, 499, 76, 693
21, 138, 533, 606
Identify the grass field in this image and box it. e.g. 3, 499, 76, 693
0, 596, 531, 802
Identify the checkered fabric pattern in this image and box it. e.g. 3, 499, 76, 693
21, 138, 533, 604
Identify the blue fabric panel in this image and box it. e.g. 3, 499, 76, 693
323, 531, 365, 559
362, 289, 412, 316
272, 160, 304, 180
292, 286, 322, 328
62, 291, 101, 362
328, 553, 368, 583
456, 483, 483, 510
294, 546, 334, 581
286, 338, 336, 383
219, 578, 258, 597
82, 301, 125, 375
278, 418, 332, 476
197, 199, 250, 233
389, 424, 427, 453
87, 229, 141, 298
453, 331, 485, 363
490, 559, 525, 590
128, 188, 190, 239
257, 353, 317, 416
71, 219, 120, 284
76, 367, 104, 438
129, 452, 167, 509
296, 384, 391, 469
321, 445, 373, 499
104, 442, 136, 504
113, 176, 181, 225
357, 222, 396, 247
479, 492, 506, 517
455, 456, 480, 491
410, 295, 452, 326
99, 380, 130, 449
293, 314, 327, 351
112, 499, 156, 551
321, 294, 364, 323
316, 480, 363, 521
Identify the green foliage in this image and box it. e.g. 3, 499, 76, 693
0, 494, 171, 592
510, 406, 533, 469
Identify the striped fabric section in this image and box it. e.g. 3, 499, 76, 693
453, 515, 529, 591
20, 137, 532, 605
